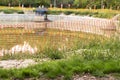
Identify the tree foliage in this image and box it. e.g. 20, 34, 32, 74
0, 0, 119, 9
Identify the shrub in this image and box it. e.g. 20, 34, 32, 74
48, 9, 119, 18
63, 11, 74, 15
94, 12, 116, 18
0, 9, 24, 14
17, 10, 24, 14
3, 9, 14, 14
48, 10, 62, 15
43, 48, 64, 60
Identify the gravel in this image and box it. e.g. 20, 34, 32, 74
0, 59, 37, 69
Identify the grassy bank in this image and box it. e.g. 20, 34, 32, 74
0, 39, 120, 80
0, 6, 32, 14
0, 28, 120, 79
0, 9, 24, 14
0, 28, 105, 60
0, 6, 120, 18
0, 6, 24, 14
48, 8, 120, 18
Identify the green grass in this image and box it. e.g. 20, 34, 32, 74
1, 51, 120, 80
48, 8, 120, 18
0, 28, 120, 79
0, 9, 24, 14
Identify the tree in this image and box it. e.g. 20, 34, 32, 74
0, 0, 119, 9
74, 0, 88, 8
38, 0, 51, 7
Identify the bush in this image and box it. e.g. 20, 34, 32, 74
48, 9, 119, 18
94, 12, 116, 18
17, 10, 24, 14
3, 9, 15, 14
63, 11, 74, 15
48, 10, 62, 15
0, 9, 24, 14
43, 48, 64, 60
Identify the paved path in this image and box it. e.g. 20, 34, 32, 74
0, 59, 36, 69
0, 58, 49, 69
